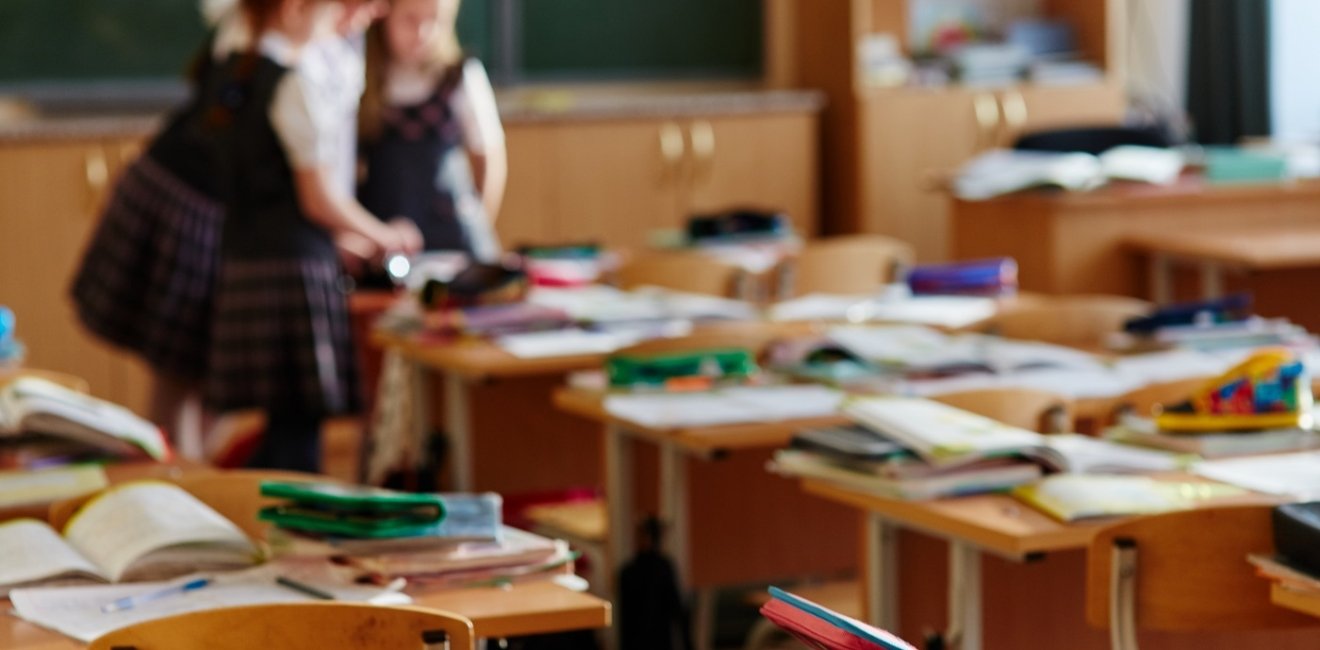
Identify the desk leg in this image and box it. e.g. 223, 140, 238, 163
1199, 262, 1225, 300
409, 359, 432, 479
660, 445, 705, 649
604, 424, 633, 650
947, 542, 982, 650
442, 371, 473, 492
1149, 253, 1173, 305
863, 513, 899, 630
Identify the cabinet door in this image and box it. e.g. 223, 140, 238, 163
0, 141, 120, 403
495, 124, 557, 248
861, 89, 982, 262
543, 120, 683, 250
685, 113, 820, 237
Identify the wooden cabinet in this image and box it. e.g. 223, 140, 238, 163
496, 110, 820, 250
792, 0, 1127, 262
0, 136, 152, 414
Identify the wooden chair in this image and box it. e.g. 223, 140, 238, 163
49, 469, 325, 541
1085, 505, 1319, 650
1108, 376, 1212, 423
780, 234, 915, 298
615, 251, 750, 298
88, 602, 475, 650
984, 294, 1153, 350
929, 387, 1075, 433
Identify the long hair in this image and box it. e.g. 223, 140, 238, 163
360, 0, 464, 143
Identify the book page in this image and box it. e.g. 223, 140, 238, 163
0, 519, 105, 592
1194, 451, 1320, 499
63, 482, 255, 582
0, 464, 108, 509
10, 563, 410, 643
845, 396, 1044, 462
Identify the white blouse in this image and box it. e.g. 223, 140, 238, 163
384, 59, 504, 154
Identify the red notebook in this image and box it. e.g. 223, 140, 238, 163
759, 587, 916, 650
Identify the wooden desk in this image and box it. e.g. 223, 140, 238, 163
1271, 583, 1320, 619
800, 474, 1279, 650
553, 386, 855, 648
1128, 227, 1320, 304
0, 581, 610, 648
373, 320, 817, 491
952, 178, 1320, 327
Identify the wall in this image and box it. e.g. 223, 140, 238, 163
1124, 0, 1189, 129
1271, 0, 1320, 141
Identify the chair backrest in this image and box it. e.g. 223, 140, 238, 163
1110, 376, 1212, 423
1085, 505, 1316, 647
928, 388, 1074, 433
783, 235, 915, 298
615, 252, 750, 298
88, 602, 475, 650
48, 469, 326, 540
986, 294, 1152, 350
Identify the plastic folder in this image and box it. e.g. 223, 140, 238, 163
759, 587, 916, 650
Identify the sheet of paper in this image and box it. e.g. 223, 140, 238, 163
768, 294, 873, 323
63, 482, 254, 582
604, 385, 843, 429
0, 464, 107, 509
9, 562, 410, 643
1110, 348, 1231, 384
0, 519, 104, 591
1194, 451, 1320, 499
865, 295, 998, 329
498, 329, 634, 359
1044, 434, 1187, 474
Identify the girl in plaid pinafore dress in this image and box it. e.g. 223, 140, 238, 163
202, 0, 419, 472
355, 0, 505, 289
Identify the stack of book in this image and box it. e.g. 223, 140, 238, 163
261, 482, 576, 590
772, 396, 1183, 501
0, 377, 169, 466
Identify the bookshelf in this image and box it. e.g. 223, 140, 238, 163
788, 0, 1128, 261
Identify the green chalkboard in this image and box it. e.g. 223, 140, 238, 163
0, 0, 756, 84
519, 0, 763, 79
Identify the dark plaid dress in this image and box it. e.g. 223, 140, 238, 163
69, 66, 222, 382
202, 53, 359, 418
356, 60, 499, 289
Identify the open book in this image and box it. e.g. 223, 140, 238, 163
0, 481, 259, 594
954, 146, 1183, 200
0, 377, 168, 461
841, 397, 1187, 472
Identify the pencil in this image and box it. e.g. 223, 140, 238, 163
275, 575, 336, 600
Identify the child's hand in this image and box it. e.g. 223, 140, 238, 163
335, 232, 375, 276
387, 217, 424, 256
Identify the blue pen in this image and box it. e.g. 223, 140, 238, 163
100, 578, 212, 613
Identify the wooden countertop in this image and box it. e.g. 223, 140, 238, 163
0, 87, 825, 144
955, 176, 1320, 210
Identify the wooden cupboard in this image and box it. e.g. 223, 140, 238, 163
496, 110, 820, 250
790, 0, 1127, 262
0, 135, 153, 414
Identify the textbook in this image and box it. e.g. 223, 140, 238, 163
1012, 474, 1241, 522
839, 397, 1187, 472
343, 526, 568, 579
1105, 417, 1320, 458
772, 448, 1042, 501
760, 586, 916, 650
0, 377, 168, 461
0, 481, 258, 593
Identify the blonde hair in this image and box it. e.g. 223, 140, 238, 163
360, 0, 464, 142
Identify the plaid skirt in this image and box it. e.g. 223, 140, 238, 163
69, 156, 222, 381
205, 257, 360, 417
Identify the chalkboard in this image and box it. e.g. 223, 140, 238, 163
0, 0, 758, 84
518, 0, 763, 79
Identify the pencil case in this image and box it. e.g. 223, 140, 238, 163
1122, 293, 1252, 334
905, 258, 1017, 296
606, 348, 758, 390
686, 209, 791, 244
419, 262, 529, 309
1155, 349, 1312, 432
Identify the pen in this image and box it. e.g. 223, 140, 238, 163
101, 577, 212, 613
275, 575, 336, 600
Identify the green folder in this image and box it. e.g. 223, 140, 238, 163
258, 481, 447, 538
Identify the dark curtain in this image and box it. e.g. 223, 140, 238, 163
1186, 0, 1272, 144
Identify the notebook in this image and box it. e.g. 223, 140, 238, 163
1012, 474, 1241, 522
760, 586, 916, 650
